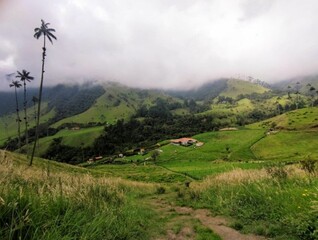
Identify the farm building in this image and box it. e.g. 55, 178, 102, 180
170, 138, 197, 146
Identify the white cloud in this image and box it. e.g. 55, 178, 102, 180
1, 0, 318, 90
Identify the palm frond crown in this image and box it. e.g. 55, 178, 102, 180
34, 19, 57, 44
16, 70, 34, 82
10, 81, 22, 88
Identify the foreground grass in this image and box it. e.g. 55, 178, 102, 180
177, 167, 318, 239
0, 151, 162, 240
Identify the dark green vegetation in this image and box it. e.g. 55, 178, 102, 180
1, 75, 318, 239
2, 76, 318, 159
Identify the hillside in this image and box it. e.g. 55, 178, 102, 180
104, 107, 318, 180
248, 107, 318, 130
52, 82, 182, 127
1, 79, 316, 162
0, 150, 165, 239
2, 106, 318, 239
273, 75, 318, 93
219, 78, 269, 98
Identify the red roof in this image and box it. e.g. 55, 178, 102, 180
171, 138, 197, 143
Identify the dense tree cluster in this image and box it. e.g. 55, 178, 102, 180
93, 113, 231, 156
46, 84, 105, 122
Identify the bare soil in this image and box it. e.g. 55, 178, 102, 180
151, 197, 268, 240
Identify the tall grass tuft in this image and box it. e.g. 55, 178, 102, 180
0, 151, 160, 239
183, 167, 318, 239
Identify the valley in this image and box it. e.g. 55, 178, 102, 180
1, 78, 318, 239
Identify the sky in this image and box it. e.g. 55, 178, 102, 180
1, 0, 318, 90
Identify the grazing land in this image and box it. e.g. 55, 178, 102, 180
1, 80, 318, 239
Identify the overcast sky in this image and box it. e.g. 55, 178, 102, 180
1, 0, 318, 90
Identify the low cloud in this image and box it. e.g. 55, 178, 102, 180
1, 0, 318, 91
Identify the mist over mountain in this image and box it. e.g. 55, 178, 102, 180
1, 0, 318, 90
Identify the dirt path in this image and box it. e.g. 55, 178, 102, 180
151, 197, 267, 240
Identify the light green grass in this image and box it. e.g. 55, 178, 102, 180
0, 102, 55, 145
158, 129, 264, 162
159, 160, 266, 179
121, 129, 266, 179
248, 107, 318, 130
252, 131, 318, 161
28, 126, 104, 156
181, 167, 318, 239
52, 92, 137, 127
220, 79, 269, 98
90, 163, 189, 183
52, 83, 181, 128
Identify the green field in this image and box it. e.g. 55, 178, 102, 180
158, 129, 264, 162
0, 102, 55, 145
249, 107, 318, 130
28, 126, 104, 156
90, 163, 188, 183
117, 129, 266, 179
252, 131, 318, 161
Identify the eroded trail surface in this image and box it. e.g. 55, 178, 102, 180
151, 197, 267, 240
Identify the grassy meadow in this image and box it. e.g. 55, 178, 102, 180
1, 105, 318, 239
0, 102, 55, 146
26, 126, 105, 157
178, 166, 318, 239
0, 150, 163, 240
219, 79, 269, 98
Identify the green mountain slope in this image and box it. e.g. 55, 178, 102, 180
219, 79, 269, 98
273, 75, 318, 93
248, 107, 318, 130
52, 82, 183, 127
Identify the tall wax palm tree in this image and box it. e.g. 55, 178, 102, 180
10, 80, 22, 150
16, 69, 34, 146
30, 19, 57, 166
32, 96, 38, 125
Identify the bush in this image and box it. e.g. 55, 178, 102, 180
156, 186, 166, 194
300, 159, 317, 175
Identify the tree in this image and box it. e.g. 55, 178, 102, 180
295, 82, 301, 109
30, 19, 57, 166
9, 80, 22, 150
32, 96, 38, 125
287, 85, 292, 99
151, 150, 160, 162
16, 70, 34, 146
309, 86, 316, 107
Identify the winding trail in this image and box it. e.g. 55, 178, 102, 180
150, 197, 267, 240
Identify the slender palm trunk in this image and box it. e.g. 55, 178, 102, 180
30, 37, 46, 166
14, 86, 21, 151
33, 101, 37, 125
23, 82, 29, 146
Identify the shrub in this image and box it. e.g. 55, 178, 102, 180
266, 166, 288, 181
300, 159, 317, 175
156, 186, 166, 194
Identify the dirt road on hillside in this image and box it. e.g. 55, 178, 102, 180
151, 197, 267, 240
